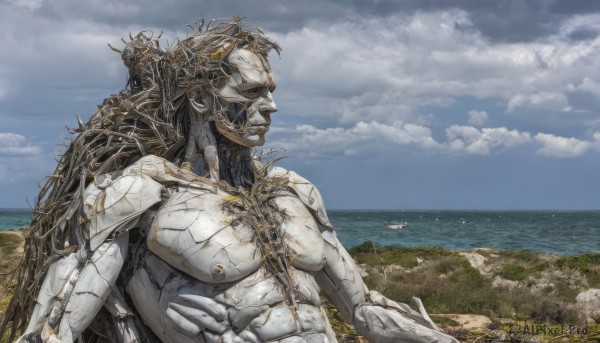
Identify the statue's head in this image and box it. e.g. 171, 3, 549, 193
213, 48, 278, 147
119, 19, 280, 149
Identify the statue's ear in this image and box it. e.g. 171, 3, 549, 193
187, 88, 213, 116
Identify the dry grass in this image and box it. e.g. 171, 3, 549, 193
0, 231, 24, 335
349, 242, 600, 342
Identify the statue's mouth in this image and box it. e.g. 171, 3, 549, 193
247, 126, 269, 135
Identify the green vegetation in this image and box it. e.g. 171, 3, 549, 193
493, 250, 548, 281
321, 300, 364, 342
350, 241, 451, 268
495, 250, 539, 263
556, 253, 600, 288
499, 263, 528, 281
347, 242, 600, 341
359, 252, 502, 316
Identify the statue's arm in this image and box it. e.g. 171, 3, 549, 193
314, 230, 458, 342
21, 233, 130, 342
19, 160, 166, 342
276, 167, 457, 342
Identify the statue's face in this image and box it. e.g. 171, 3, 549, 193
215, 48, 278, 147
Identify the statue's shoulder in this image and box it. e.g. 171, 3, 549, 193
84, 156, 217, 250
268, 166, 332, 228
83, 155, 171, 250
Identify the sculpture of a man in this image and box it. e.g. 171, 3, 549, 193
2, 19, 457, 343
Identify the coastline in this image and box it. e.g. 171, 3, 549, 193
3, 209, 600, 255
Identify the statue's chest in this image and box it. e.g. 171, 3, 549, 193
147, 188, 326, 283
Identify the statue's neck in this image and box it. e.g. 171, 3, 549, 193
217, 133, 255, 189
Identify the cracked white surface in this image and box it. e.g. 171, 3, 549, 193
22, 157, 457, 343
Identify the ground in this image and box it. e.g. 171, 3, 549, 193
0, 230, 25, 342
347, 241, 600, 342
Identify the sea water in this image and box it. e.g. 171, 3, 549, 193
0, 208, 32, 231
1, 209, 598, 255
329, 210, 600, 255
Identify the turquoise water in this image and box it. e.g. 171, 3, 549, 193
1, 209, 598, 255
329, 210, 600, 255
0, 208, 32, 230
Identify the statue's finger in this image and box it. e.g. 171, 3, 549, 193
169, 303, 228, 333
165, 307, 201, 336
173, 294, 227, 321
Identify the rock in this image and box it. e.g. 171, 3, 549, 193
459, 252, 490, 275
576, 288, 600, 323
529, 282, 554, 294
384, 264, 405, 273
492, 275, 518, 290
474, 248, 496, 254
356, 264, 369, 278
438, 314, 492, 332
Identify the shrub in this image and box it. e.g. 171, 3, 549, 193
556, 253, 600, 288
499, 263, 528, 281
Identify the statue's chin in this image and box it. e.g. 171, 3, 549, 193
243, 135, 265, 147
215, 123, 266, 147
235, 136, 265, 147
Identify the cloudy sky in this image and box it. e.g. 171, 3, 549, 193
1, 0, 599, 209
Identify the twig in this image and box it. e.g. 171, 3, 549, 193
472, 330, 493, 343
370, 241, 387, 286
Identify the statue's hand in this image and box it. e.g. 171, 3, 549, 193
164, 294, 229, 336
129, 254, 243, 342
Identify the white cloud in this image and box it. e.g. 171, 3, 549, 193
0, 4, 145, 113
534, 133, 591, 158
267, 9, 600, 139
338, 92, 418, 125
467, 110, 488, 126
570, 77, 600, 97
269, 121, 443, 158
2, 4, 600, 168
507, 92, 570, 112
446, 126, 532, 155
270, 122, 536, 158
9, 0, 43, 11
557, 14, 600, 40
0, 132, 42, 156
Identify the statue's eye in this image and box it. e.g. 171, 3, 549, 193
242, 87, 262, 98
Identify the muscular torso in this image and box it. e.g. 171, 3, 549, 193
24, 156, 454, 343
126, 184, 336, 343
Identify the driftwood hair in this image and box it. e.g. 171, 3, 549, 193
0, 18, 280, 341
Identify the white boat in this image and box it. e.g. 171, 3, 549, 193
384, 222, 408, 229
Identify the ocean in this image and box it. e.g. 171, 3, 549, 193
329, 210, 600, 255
0, 209, 32, 231
1, 209, 598, 255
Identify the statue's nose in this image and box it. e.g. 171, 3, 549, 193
260, 92, 278, 116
